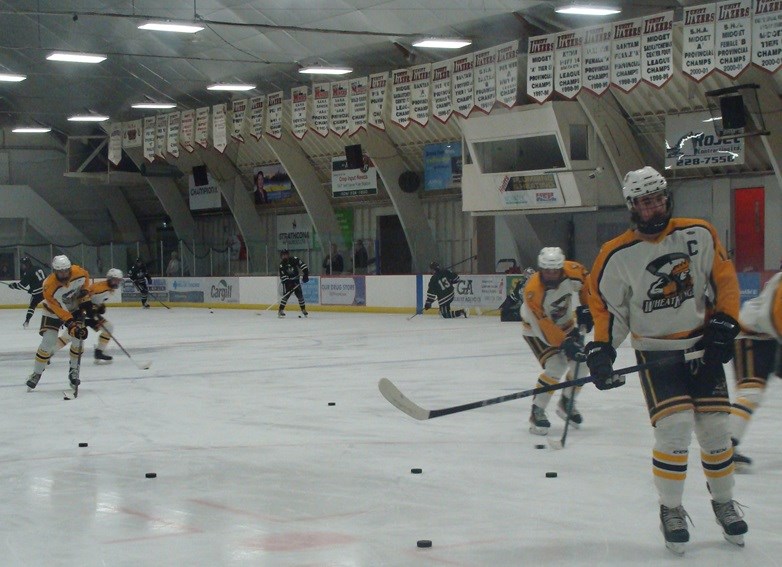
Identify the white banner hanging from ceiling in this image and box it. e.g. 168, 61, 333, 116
474, 47, 497, 112
266, 91, 283, 139
155, 114, 167, 158
582, 25, 612, 94
452, 53, 474, 117
715, 0, 752, 78
312, 83, 330, 136
291, 86, 308, 140
330, 81, 349, 136
753, 0, 782, 72
143, 116, 155, 162
230, 99, 247, 143
611, 18, 643, 92
554, 31, 582, 99
642, 11, 674, 87
665, 110, 744, 169
410, 64, 431, 125
496, 40, 518, 107
248, 96, 264, 141
682, 4, 716, 81
391, 68, 412, 128
166, 111, 180, 158
180, 110, 195, 153
122, 119, 142, 148
212, 104, 227, 153
195, 107, 209, 148
108, 123, 122, 166
368, 72, 388, 130
431, 60, 452, 122
526, 35, 555, 103
348, 77, 368, 135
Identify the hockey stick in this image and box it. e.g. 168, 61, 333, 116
549, 360, 580, 451
379, 349, 705, 421
258, 283, 301, 315
100, 326, 151, 370
445, 254, 477, 271
407, 306, 429, 320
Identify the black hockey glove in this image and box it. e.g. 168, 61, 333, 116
95, 303, 106, 315
585, 341, 623, 390
146, 275, 152, 283
66, 319, 88, 340
697, 313, 740, 365
576, 305, 594, 333
302, 273, 309, 283
9, 282, 23, 290
561, 330, 586, 362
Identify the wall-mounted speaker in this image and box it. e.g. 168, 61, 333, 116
192, 165, 209, 186
345, 144, 364, 169
398, 171, 421, 193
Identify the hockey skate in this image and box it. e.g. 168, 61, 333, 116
458, 309, 468, 318
529, 405, 550, 435
660, 504, 690, 555
23, 320, 30, 329
94, 349, 113, 364
68, 367, 81, 388
26, 372, 42, 391
278, 310, 286, 318
712, 500, 747, 547
301, 309, 308, 318
556, 396, 583, 428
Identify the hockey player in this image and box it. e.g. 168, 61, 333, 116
424, 262, 467, 318
128, 258, 152, 308
278, 249, 309, 318
729, 270, 782, 469
499, 267, 536, 322
585, 166, 747, 553
26, 255, 90, 394
522, 248, 592, 434
8, 256, 46, 328
54, 268, 124, 363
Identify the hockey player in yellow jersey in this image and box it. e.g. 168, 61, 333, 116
585, 166, 747, 554
26, 255, 90, 394
521, 247, 592, 435
729, 271, 782, 469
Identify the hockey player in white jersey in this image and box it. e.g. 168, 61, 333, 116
586, 166, 747, 553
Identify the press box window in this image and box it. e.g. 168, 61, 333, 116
472, 134, 565, 174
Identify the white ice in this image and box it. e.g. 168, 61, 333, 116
0, 307, 780, 567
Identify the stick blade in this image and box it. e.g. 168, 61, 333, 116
378, 378, 431, 420
548, 438, 564, 450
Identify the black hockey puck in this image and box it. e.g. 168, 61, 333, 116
145, 472, 157, 479
298, 315, 302, 318
535, 444, 546, 449
545, 472, 558, 478
417, 540, 432, 548
410, 468, 422, 474
328, 402, 335, 406
78, 442, 88, 447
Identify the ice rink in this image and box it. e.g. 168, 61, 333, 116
0, 306, 780, 567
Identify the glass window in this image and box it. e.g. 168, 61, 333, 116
472, 134, 565, 173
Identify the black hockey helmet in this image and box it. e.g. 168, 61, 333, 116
20, 256, 32, 267
429, 261, 440, 271
280, 248, 290, 257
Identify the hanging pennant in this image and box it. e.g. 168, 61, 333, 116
249, 96, 265, 141
330, 81, 349, 136
410, 64, 431, 125
348, 77, 368, 135
391, 69, 412, 128
143, 116, 155, 162
715, 0, 752, 78
641, 11, 673, 88
266, 91, 283, 139
195, 107, 209, 148
155, 114, 167, 158
451, 53, 474, 117
683, 4, 716, 81
312, 83, 330, 136
527, 35, 555, 103
212, 104, 227, 153
368, 72, 388, 130
554, 31, 582, 99
474, 48, 497, 112
582, 25, 612, 95
167, 111, 180, 158
496, 41, 518, 108
230, 99, 247, 142
108, 123, 122, 166
291, 87, 308, 140
180, 110, 195, 153
611, 18, 643, 92
431, 60, 452, 122
753, 0, 782, 72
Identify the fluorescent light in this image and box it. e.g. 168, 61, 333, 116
138, 22, 204, 33
555, 5, 621, 15
297, 65, 352, 75
412, 38, 472, 49
68, 114, 110, 122
0, 73, 27, 82
47, 52, 107, 63
206, 83, 256, 91
132, 102, 177, 109
12, 127, 52, 133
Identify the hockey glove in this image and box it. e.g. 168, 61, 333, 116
95, 303, 106, 315
576, 305, 594, 333
697, 313, 740, 365
585, 341, 623, 390
9, 282, 23, 290
65, 319, 88, 340
561, 330, 586, 362
302, 273, 309, 283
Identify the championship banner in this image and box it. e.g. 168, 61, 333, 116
212, 103, 227, 153
527, 35, 555, 103
195, 107, 209, 148
122, 119, 142, 148
683, 4, 716, 81
108, 123, 122, 166
715, 0, 752, 78
266, 91, 283, 139
249, 96, 265, 141
143, 116, 155, 162
452, 53, 474, 118
753, 0, 782, 72
368, 72, 388, 130
473, 48, 497, 112
582, 25, 612, 94
642, 11, 673, 87
330, 81, 349, 136
312, 83, 330, 136
410, 64, 431, 125
348, 77, 368, 135
155, 114, 167, 158
166, 111, 180, 158
291, 86, 308, 140
391, 68, 412, 128
611, 18, 643, 92
230, 99, 247, 143
180, 110, 195, 153
665, 110, 744, 169
431, 61, 453, 122
496, 40, 518, 107
554, 31, 582, 99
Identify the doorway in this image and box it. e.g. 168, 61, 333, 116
377, 215, 412, 274
733, 187, 764, 272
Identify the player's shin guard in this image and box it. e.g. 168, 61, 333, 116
694, 412, 735, 503
34, 330, 58, 375
653, 411, 693, 508
729, 382, 765, 444
531, 373, 559, 410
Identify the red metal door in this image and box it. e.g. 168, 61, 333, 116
733, 187, 764, 272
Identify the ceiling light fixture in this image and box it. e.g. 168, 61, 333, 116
68, 113, 110, 122
12, 126, 52, 133
412, 38, 472, 49
206, 83, 256, 91
138, 22, 204, 33
0, 73, 27, 82
554, 4, 621, 15
298, 65, 352, 75
47, 52, 107, 63
131, 102, 178, 109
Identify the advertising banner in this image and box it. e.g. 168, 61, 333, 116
665, 110, 744, 168
331, 156, 378, 197
277, 213, 314, 251
450, 275, 507, 310
320, 276, 366, 305
424, 142, 462, 191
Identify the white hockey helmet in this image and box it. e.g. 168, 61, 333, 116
106, 268, 123, 279
622, 166, 667, 210
537, 247, 565, 270
51, 255, 71, 271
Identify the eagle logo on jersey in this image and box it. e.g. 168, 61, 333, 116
549, 294, 571, 323
643, 253, 695, 313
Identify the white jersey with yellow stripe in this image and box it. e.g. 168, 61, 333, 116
739, 271, 782, 342
41, 265, 91, 322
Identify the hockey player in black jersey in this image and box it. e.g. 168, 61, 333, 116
9, 257, 46, 328
128, 258, 152, 308
425, 261, 467, 318
278, 249, 309, 318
